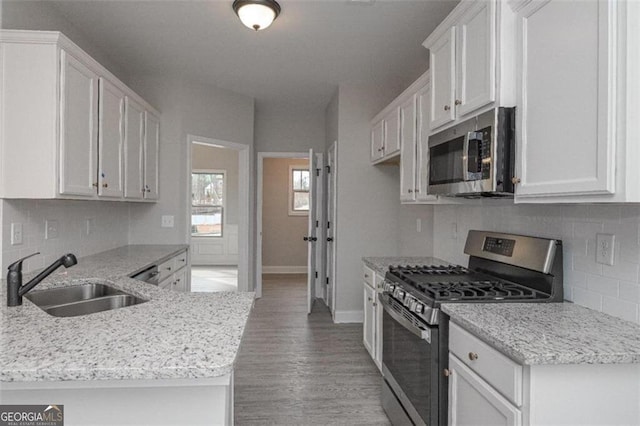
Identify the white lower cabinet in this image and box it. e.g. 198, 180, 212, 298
362, 264, 383, 371
449, 321, 640, 425
157, 249, 191, 292
448, 354, 521, 426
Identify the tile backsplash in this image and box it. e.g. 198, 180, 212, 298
1, 199, 130, 274
433, 202, 640, 325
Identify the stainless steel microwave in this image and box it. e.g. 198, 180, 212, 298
428, 107, 515, 198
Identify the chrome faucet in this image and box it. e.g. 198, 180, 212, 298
6, 252, 78, 307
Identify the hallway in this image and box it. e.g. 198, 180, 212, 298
234, 274, 390, 425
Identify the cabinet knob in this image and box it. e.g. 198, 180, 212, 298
368, 297, 372, 302
92, 182, 98, 188
468, 352, 479, 361
511, 177, 521, 185
364, 274, 369, 278
415, 189, 420, 193
443, 368, 452, 377
444, 105, 451, 111
102, 183, 108, 188
408, 189, 413, 193
454, 99, 462, 106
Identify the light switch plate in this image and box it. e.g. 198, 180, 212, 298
85, 218, 95, 236
416, 218, 422, 233
161, 215, 175, 228
11, 223, 23, 245
45, 220, 59, 240
596, 233, 615, 266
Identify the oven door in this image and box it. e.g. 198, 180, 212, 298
380, 293, 440, 426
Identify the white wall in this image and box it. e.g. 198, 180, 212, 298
2, 200, 130, 273
433, 203, 640, 325
126, 77, 255, 247
331, 84, 405, 321
255, 103, 326, 153
398, 204, 435, 257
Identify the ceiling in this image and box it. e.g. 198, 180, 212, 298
41, 0, 457, 109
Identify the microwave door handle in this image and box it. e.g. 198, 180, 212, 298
462, 132, 471, 181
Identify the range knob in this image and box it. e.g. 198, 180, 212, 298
414, 302, 425, 314
394, 289, 405, 299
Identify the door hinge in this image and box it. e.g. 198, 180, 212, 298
316, 168, 321, 177
315, 271, 318, 278
326, 165, 331, 174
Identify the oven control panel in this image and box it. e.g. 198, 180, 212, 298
483, 237, 515, 257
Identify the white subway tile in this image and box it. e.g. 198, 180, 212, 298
602, 297, 639, 323
602, 261, 639, 282
573, 254, 603, 275
572, 287, 603, 311
586, 274, 619, 297
619, 281, 640, 303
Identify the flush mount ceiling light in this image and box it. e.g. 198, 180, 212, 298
232, 0, 281, 31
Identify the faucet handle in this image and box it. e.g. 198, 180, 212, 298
7, 252, 40, 272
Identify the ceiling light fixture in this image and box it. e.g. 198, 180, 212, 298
232, 0, 281, 31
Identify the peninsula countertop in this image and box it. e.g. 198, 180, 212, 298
0, 245, 255, 382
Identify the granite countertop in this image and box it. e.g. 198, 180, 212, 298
0, 245, 255, 382
362, 256, 451, 275
443, 303, 640, 365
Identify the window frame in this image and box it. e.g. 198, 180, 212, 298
191, 169, 226, 238
288, 165, 310, 216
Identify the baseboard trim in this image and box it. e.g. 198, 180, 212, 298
333, 310, 364, 323
262, 266, 307, 274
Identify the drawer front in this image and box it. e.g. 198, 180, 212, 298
449, 321, 523, 406
374, 273, 385, 292
157, 258, 175, 282
363, 265, 375, 288
173, 250, 188, 271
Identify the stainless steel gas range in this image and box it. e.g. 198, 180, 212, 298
380, 230, 563, 426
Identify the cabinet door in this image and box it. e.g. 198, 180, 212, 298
371, 120, 385, 161
144, 111, 160, 200
430, 27, 457, 129
415, 84, 438, 202
456, 1, 496, 117
384, 108, 401, 156
515, 0, 614, 198
59, 50, 98, 197
363, 284, 376, 359
400, 96, 417, 202
448, 354, 522, 426
98, 78, 124, 198
374, 275, 384, 370
173, 268, 188, 292
123, 96, 144, 200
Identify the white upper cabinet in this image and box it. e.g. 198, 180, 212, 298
370, 108, 401, 164
512, 0, 640, 203
429, 27, 457, 129
424, 0, 513, 131
59, 50, 99, 197
0, 30, 160, 201
124, 97, 145, 200
370, 120, 385, 162
399, 95, 417, 202
98, 77, 125, 198
415, 83, 437, 202
144, 112, 160, 200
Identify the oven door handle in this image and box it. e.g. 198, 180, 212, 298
379, 294, 431, 343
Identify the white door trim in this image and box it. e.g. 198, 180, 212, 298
256, 151, 309, 299
328, 141, 338, 318
187, 134, 251, 292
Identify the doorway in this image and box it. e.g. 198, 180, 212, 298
256, 152, 325, 306
187, 135, 250, 292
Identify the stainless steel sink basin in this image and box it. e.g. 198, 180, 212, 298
25, 283, 148, 317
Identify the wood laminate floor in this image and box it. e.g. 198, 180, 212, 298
234, 274, 390, 425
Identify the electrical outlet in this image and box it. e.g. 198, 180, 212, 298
596, 233, 615, 266
11, 223, 23, 245
45, 220, 59, 240
416, 218, 422, 233
161, 215, 174, 228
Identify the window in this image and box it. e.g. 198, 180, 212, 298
192, 171, 224, 237
289, 166, 310, 216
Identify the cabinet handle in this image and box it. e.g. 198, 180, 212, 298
443, 369, 452, 377
511, 177, 521, 185
468, 352, 479, 361
102, 183, 108, 188
454, 99, 462, 106
415, 189, 419, 193
408, 189, 413, 193
444, 105, 451, 111
92, 182, 98, 188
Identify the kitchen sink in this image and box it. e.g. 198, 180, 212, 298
25, 283, 148, 317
